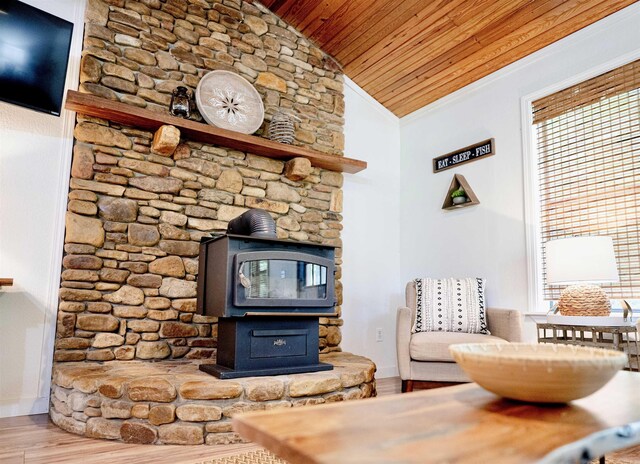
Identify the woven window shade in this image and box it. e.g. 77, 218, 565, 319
533, 59, 640, 300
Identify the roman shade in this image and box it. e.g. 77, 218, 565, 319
532, 59, 640, 300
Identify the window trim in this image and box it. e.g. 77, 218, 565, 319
521, 52, 640, 313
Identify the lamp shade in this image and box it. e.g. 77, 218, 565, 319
545, 236, 619, 284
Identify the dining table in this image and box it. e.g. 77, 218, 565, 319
233, 371, 640, 463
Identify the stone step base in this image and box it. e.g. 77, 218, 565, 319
49, 352, 376, 445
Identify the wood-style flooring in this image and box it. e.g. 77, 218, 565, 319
1, 377, 637, 464
0, 377, 399, 464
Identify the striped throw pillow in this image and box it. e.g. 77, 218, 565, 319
412, 277, 489, 334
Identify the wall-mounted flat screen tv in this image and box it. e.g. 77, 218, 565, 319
0, 0, 73, 116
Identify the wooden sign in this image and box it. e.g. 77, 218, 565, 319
433, 138, 495, 173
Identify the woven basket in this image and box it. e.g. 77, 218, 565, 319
558, 284, 611, 316
268, 110, 299, 144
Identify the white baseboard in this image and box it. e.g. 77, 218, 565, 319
375, 365, 399, 379
0, 396, 49, 418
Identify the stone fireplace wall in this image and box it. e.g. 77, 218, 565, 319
55, 0, 345, 363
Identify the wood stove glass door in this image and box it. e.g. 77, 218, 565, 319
234, 251, 334, 308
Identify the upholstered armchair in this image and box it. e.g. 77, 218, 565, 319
396, 280, 523, 392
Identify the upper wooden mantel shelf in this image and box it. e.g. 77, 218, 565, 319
65, 91, 366, 174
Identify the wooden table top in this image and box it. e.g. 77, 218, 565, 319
233, 371, 640, 464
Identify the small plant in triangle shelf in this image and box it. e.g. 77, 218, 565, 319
451, 186, 467, 204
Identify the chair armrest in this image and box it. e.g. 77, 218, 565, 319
396, 306, 412, 380
486, 307, 523, 342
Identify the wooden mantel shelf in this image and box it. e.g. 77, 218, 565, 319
65, 91, 366, 174
0, 278, 13, 288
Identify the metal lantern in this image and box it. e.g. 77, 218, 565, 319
170, 86, 192, 118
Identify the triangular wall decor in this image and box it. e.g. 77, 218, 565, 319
441, 174, 480, 210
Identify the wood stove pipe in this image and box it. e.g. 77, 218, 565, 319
226, 208, 277, 238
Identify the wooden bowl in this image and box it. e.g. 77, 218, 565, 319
449, 343, 627, 403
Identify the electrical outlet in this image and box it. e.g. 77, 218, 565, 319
375, 328, 383, 342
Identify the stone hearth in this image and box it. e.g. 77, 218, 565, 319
50, 352, 375, 445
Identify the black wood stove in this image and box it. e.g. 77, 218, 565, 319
196, 209, 336, 379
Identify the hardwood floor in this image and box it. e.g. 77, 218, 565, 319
375, 374, 402, 396
0, 377, 636, 463
0, 413, 262, 464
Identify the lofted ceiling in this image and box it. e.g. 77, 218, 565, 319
261, 0, 638, 117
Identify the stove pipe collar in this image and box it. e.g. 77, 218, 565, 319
226, 208, 277, 238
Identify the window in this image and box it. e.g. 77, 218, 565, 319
531, 59, 640, 306
305, 263, 326, 287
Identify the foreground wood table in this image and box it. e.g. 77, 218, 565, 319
233, 371, 640, 463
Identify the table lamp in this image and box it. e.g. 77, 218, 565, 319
545, 236, 619, 316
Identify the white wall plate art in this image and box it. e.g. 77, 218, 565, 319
195, 70, 264, 134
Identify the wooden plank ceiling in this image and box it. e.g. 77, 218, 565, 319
261, 0, 638, 117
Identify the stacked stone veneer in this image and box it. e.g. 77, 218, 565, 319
50, 353, 376, 444
80, 0, 344, 154
55, 0, 347, 363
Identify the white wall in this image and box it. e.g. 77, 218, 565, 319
342, 78, 402, 378
0, 0, 84, 417
399, 3, 640, 339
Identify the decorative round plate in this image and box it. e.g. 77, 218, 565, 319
195, 70, 264, 134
